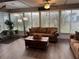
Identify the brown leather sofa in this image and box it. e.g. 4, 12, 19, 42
70, 33, 79, 59
28, 27, 59, 42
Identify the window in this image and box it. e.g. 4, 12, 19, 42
60, 10, 71, 33
41, 11, 50, 27
49, 11, 59, 27
24, 12, 32, 31
71, 10, 79, 33
32, 12, 39, 27
0, 12, 9, 32
10, 13, 24, 31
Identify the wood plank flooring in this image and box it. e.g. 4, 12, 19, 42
0, 38, 75, 59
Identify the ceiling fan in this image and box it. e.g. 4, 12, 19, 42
43, 0, 56, 4
37, 0, 68, 9
43, 0, 56, 9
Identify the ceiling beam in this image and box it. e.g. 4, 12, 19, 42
51, 3, 79, 10
0, 0, 15, 3
7, 3, 79, 13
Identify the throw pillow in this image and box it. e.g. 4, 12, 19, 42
33, 34, 41, 39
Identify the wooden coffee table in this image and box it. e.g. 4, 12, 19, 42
24, 36, 49, 49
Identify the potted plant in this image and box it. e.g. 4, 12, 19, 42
15, 30, 18, 34
5, 20, 14, 35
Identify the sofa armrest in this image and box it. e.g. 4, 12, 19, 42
70, 34, 75, 39
26, 31, 30, 36
53, 31, 59, 36
51, 31, 59, 37
55, 32, 59, 36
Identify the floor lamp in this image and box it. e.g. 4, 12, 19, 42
18, 15, 28, 37
14, 13, 28, 37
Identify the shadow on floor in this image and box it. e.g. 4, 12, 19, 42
0, 37, 20, 44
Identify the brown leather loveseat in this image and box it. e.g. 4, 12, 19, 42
28, 27, 59, 42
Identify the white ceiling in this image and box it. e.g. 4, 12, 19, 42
0, 0, 79, 9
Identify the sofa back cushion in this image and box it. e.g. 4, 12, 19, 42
46, 27, 57, 34
29, 27, 57, 34
29, 27, 39, 33
38, 28, 47, 33
75, 31, 79, 41
29, 27, 47, 33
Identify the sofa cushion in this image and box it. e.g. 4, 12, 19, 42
71, 39, 79, 43
73, 43, 79, 50
72, 43, 79, 55
70, 39, 79, 59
